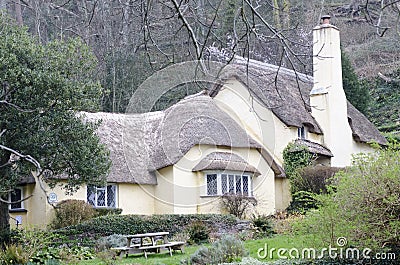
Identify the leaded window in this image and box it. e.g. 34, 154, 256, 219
205, 173, 252, 196
9, 188, 23, 210
87, 184, 117, 208
206, 174, 218, 195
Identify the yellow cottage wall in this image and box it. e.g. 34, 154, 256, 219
166, 145, 277, 216
117, 184, 155, 215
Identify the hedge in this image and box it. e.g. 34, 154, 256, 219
55, 214, 237, 246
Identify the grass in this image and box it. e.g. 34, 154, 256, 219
246, 234, 322, 261
74, 234, 317, 265
75, 244, 200, 265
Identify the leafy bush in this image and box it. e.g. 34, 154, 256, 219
186, 221, 210, 245
292, 166, 341, 194
184, 235, 247, 264
0, 244, 29, 265
294, 146, 400, 251
51, 199, 96, 229
95, 234, 127, 251
286, 191, 319, 214
94, 208, 122, 216
8, 229, 94, 264
251, 214, 274, 237
56, 214, 237, 247
214, 235, 248, 262
10, 229, 63, 255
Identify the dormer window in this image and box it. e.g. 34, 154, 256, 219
298, 126, 307, 139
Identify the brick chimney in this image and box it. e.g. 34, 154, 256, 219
310, 15, 353, 167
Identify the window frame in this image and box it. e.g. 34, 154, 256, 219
87, 184, 118, 208
204, 171, 253, 197
297, 126, 307, 140
9, 187, 24, 210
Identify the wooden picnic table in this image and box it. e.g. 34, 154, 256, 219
111, 231, 185, 259
125, 231, 170, 248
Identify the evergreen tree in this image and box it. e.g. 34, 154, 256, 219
0, 16, 110, 244
341, 49, 370, 114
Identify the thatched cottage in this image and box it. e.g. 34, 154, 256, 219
10, 17, 386, 227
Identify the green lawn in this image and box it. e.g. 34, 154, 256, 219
75, 234, 317, 265
75, 244, 200, 265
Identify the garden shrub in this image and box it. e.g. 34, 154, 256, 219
94, 208, 122, 216
184, 235, 247, 264
95, 234, 127, 251
8, 229, 94, 264
213, 235, 248, 262
220, 194, 257, 219
286, 191, 319, 214
56, 214, 237, 247
0, 244, 29, 265
186, 221, 210, 245
251, 214, 274, 237
292, 165, 341, 194
294, 146, 400, 251
51, 199, 96, 229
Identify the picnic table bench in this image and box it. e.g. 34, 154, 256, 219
111, 232, 185, 259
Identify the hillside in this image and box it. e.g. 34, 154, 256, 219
0, 0, 398, 138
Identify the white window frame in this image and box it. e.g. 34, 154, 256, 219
297, 126, 307, 140
9, 187, 24, 210
204, 172, 253, 197
87, 184, 118, 208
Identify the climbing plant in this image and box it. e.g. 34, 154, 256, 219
282, 142, 314, 179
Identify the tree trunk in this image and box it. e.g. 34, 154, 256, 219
0, 196, 10, 247
14, 0, 23, 26
0, 152, 11, 246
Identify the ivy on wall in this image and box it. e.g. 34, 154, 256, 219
282, 142, 314, 179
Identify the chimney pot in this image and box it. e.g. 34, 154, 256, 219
321, 15, 331, 25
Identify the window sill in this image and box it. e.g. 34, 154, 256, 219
200, 195, 220, 198
9, 209, 27, 213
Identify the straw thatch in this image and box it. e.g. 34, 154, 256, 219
17, 174, 36, 185
347, 102, 387, 145
294, 139, 333, 157
211, 58, 322, 134
211, 57, 387, 145
149, 93, 262, 171
82, 111, 159, 185
83, 94, 272, 184
192, 152, 261, 176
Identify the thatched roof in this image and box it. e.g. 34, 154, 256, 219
17, 174, 36, 185
211, 57, 387, 145
83, 94, 270, 184
211, 58, 322, 134
294, 139, 333, 157
82, 111, 158, 185
149, 93, 262, 171
347, 102, 387, 145
192, 152, 261, 176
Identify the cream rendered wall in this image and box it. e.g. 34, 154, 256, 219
44, 182, 87, 225
154, 167, 175, 214
118, 184, 154, 215
10, 180, 87, 228
274, 178, 291, 211
170, 145, 276, 215
213, 79, 315, 163
9, 184, 37, 228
